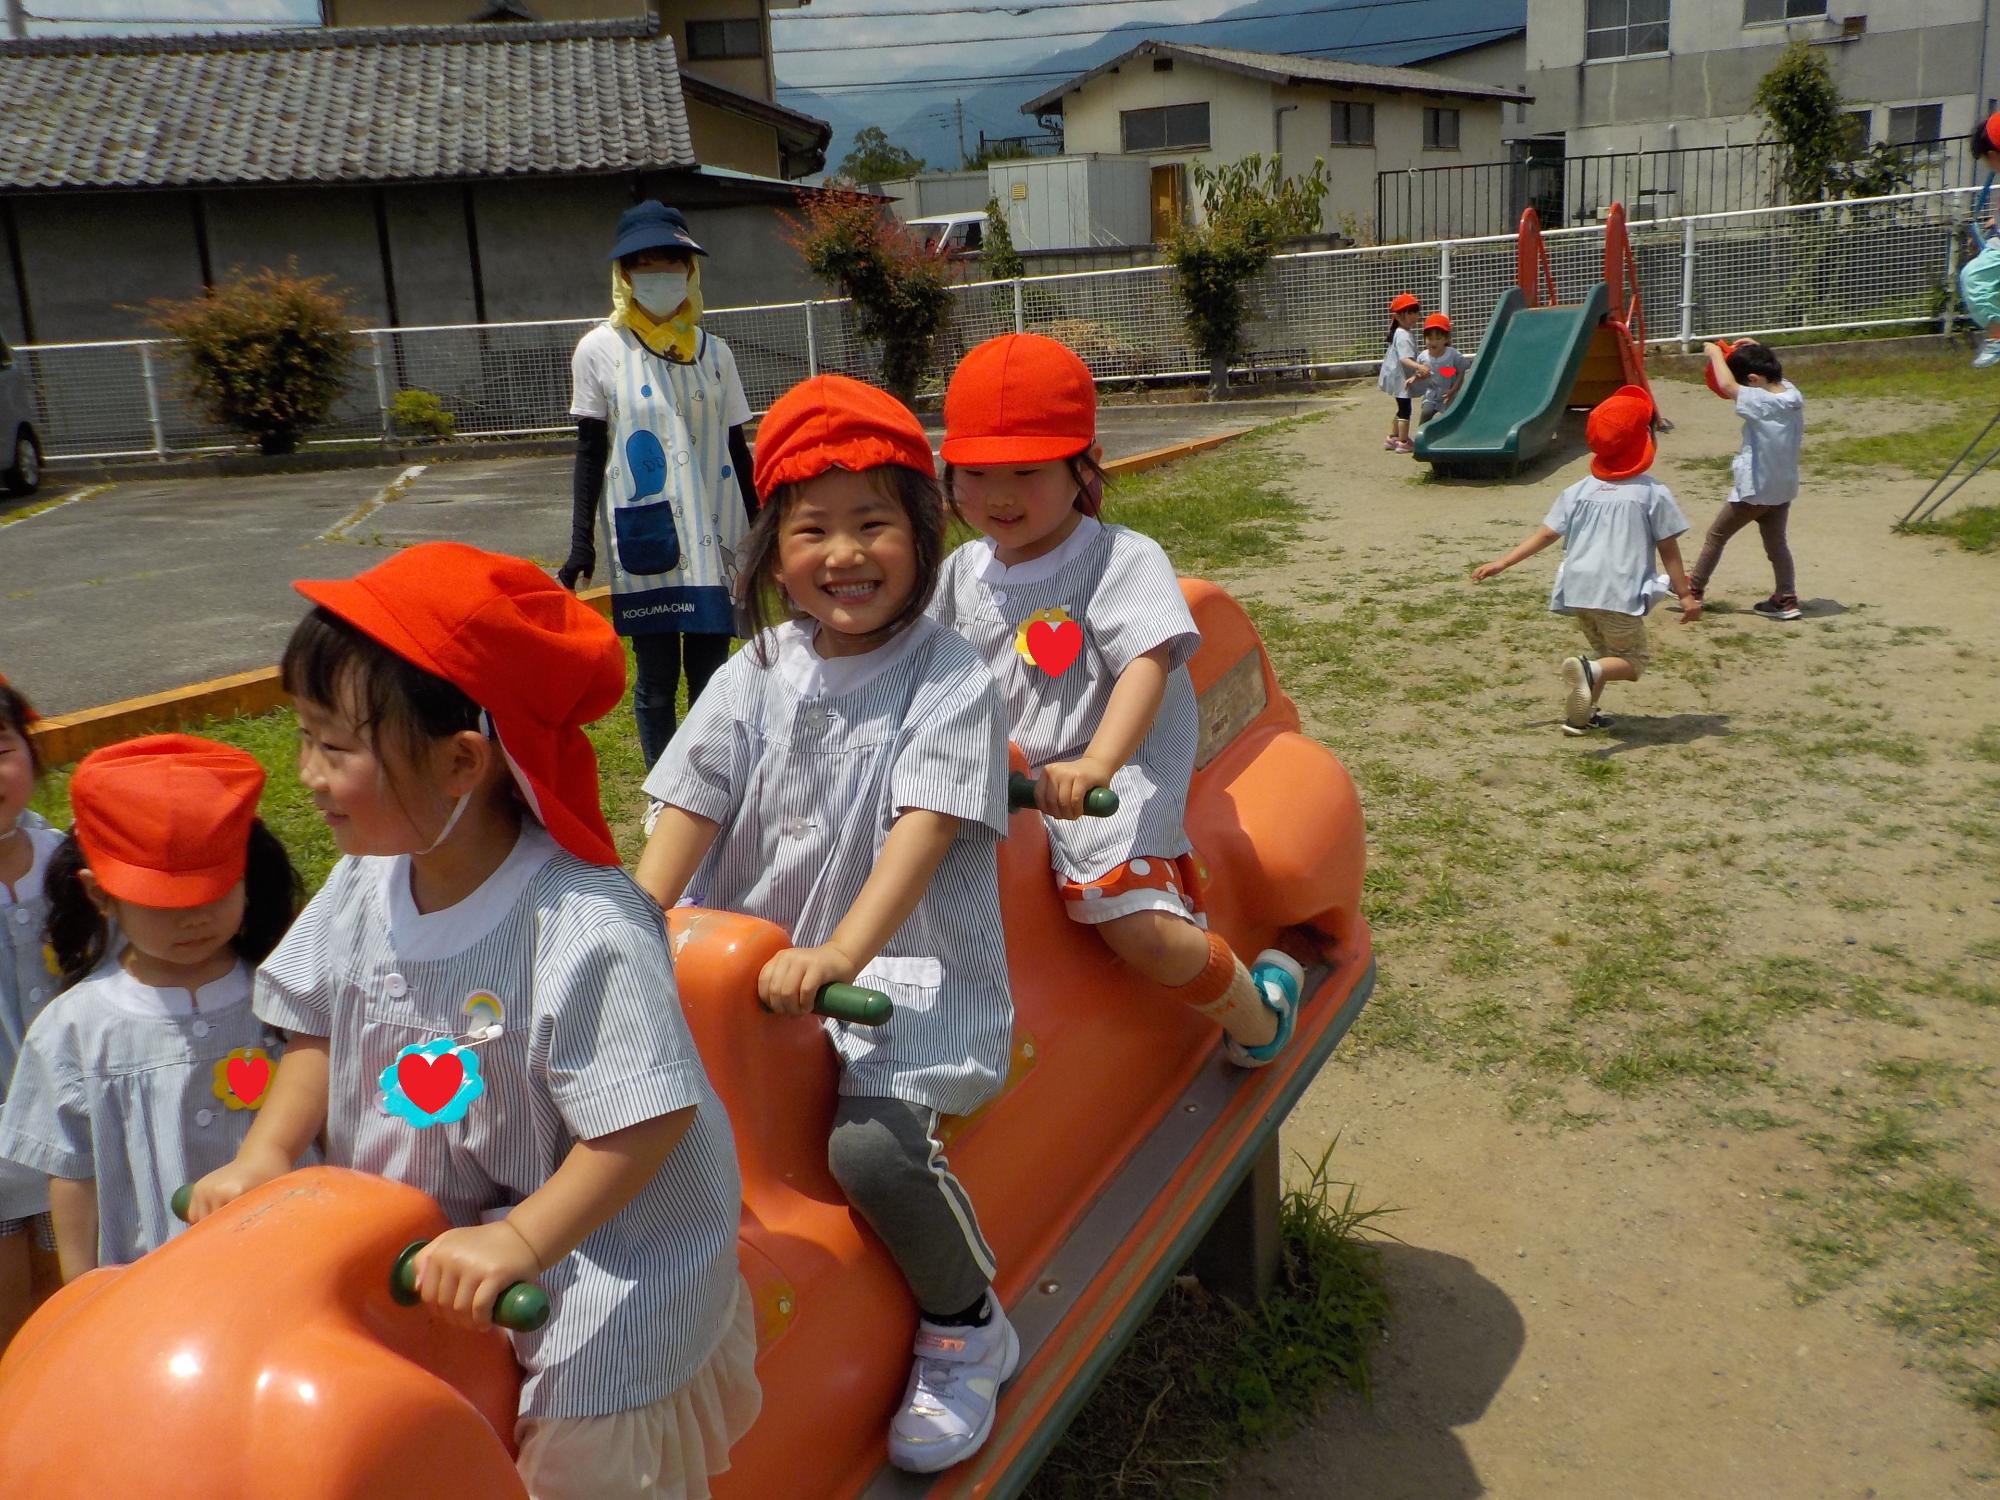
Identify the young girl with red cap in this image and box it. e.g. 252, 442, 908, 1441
635, 374, 1015, 1475
189, 543, 758, 1500
0, 733, 310, 1284
933, 332, 1304, 1071
0, 673, 63, 1339
1378, 292, 1424, 451
1473, 386, 1701, 733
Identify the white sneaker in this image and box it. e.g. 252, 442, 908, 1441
887, 1298, 1021, 1473
1974, 338, 2000, 369
1560, 656, 1596, 729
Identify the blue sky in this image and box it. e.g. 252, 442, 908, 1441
12, 0, 316, 33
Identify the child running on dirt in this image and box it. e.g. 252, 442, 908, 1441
1472, 385, 1701, 734
1688, 338, 1806, 620
933, 332, 1304, 1067
1378, 293, 1424, 451
1410, 313, 1466, 440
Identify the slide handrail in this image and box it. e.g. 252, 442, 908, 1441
1603, 202, 1647, 349
1516, 206, 1558, 308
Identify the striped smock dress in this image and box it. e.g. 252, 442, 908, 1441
0, 812, 62, 1230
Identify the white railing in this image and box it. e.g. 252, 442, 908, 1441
20, 187, 1975, 463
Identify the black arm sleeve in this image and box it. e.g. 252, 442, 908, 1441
571, 418, 610, 554
728, 424, 757, 523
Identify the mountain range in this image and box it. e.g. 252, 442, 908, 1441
775, 0, 1526, 180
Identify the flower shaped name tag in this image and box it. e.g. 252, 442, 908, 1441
380, 1038, 485, 1128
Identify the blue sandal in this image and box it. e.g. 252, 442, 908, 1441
1226, 950, 1304, 1069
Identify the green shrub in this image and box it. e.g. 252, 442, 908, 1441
980, 198, 1026, 282
390, 388, 456, 440
786, 187, 953, 402
148, 263, 357, 456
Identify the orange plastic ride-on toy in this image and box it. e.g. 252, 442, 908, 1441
0, 580, 1373, 1500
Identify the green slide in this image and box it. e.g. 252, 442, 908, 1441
1414, 282, 1611, 475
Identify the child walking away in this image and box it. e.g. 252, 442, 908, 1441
0, 674, 62, 1341
1411, 313, 1466, 439
1690, 339, 1806, 620
190, 544, 758, 1500
1962, 113, 2000, 368
934, 333, 1304, 1068
1472, 386, 1700, 734
635, 375, 1016, 1475
1378, 293, 1424, 451
0, 735, 311, 1281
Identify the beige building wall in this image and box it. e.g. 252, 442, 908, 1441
1056, 58, 1510, 234
686, 98, 782, 176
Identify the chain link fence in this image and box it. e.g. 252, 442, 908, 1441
21, 186, 1977, 463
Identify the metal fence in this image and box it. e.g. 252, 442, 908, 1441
21, 185, 1979, 463
1376, 138, 1978, 242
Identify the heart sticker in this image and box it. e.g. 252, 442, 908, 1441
226, 1055, 270, 1106
1026, 619, 1083, 676
1439, 366, 1458, 379
379, 1038, 484, 1128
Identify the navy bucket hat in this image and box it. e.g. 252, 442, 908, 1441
608, 201, 707, 261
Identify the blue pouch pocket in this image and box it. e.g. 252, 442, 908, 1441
615, 501, 681, 576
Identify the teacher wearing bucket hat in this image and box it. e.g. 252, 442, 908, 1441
561, 200, 759, 773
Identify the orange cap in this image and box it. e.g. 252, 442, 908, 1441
1422, 312, 1452, 333
1586, 386, 1657, 482
1704, 338, 1739, 399
752, 375, 935, 501
1388, 292, 1420, 314
293, 544, 626, 865
941, 333, 1096, 466
1985, 111, 2000, 148
71, 735, 264, 908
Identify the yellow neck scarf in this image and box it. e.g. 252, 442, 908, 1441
612, 261, 705, 362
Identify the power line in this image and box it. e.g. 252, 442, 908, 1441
776, 24, 1522, 93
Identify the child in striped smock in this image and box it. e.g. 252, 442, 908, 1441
190, 544, 758, 1500
636, 375, 1015, 1476
931, 333, 1304, 1070
0, 735, 311, 1284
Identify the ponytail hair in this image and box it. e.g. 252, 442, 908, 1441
44, 819, 303, 988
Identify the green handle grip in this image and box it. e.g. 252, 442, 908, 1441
170, 1184, 193, 1223
1007, 770, 1119, 817
813, 983, 893, 1026
391, 1240, 551, 1333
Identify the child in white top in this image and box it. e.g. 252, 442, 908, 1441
191, 543, 757, 1500
0, 735, 312, 1281
1689, 338, 1807, 621
1411, 312, 1466, 433
1474, 386, 1700, 734
1377, 293, 1424, 452
637, 373, 1015, 1476
932, 333, 1305, 1071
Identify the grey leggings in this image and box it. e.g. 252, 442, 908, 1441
828, 1096, 996, 1317
1691, 500, 1795, 598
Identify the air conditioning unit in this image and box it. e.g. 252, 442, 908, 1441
1841, 15, 1867, 37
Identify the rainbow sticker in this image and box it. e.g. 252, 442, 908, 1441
463, 991, 506, 1034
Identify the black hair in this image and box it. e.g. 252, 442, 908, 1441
44, 820, 303, 988
283, 607, 483, 771
1974, 118, 1998, 160
618, 248, 695, 274
735, 464, 946, 665
942, 450, 1108, 520
1726, 342, 1784, 385
0, 680, 38, 777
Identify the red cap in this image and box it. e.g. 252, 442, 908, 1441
941, 333, 1096, 466
1704, 338, 1739, 399
71, 735, 264, 908
753, 375, 935, 501
1586, 386, 1657, 482
1985, 111, 2000, 148
1422, 313, 1452, 334
0, 672, 36, 724
293, 544, 626, 865
1388, 292, 1420, 314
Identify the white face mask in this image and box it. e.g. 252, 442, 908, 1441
629, 270, 689, 316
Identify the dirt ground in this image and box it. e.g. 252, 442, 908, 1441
1208, 366, 2000, 1498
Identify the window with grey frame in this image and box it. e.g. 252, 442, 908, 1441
1121, 102, 1211, 152
1422, 107, 1460, 150
1842, 109, 1872, 156
1887, 103, 1944, 150
686, 18, 763, 61
1744, 0, 1825, 22
1330, 100, 1375, 146
1586, 0, 1669, 60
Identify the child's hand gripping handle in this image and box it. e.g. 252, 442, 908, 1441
812, 983, 893, 1027
170, 1186, 553, 1333
1008, 770, 1119, 817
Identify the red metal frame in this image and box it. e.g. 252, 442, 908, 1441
1515, 205, 1558, 308
1514, 201, 1652, 404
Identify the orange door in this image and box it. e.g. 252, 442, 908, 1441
1150, 165, 1184, 240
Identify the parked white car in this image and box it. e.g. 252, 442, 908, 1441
909, 210, 988, 260
0, 332, 40, 496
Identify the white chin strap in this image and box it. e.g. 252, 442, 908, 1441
414, 711, 492, 856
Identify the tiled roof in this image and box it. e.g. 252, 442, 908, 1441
1023, 38, 1530, 115
0, 19, 699, 192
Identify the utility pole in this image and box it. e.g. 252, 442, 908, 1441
955, 98, 967, 170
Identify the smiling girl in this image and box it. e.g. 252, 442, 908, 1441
635, 374, 1017, 1475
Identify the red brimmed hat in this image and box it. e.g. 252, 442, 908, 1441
293, 544, 626, 865
1388, 292, 1420, 314
1422, 313, 1452, 333
1704, 337, 1739, 399
753, 375, 935, 502
0, 671, 36, 723
941, 333, 1096, 466
71, 735, 263, 908
1586, 386, 1657, 482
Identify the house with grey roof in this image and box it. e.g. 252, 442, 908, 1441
1021, 39, 1532, 241
0, 14, 831, 343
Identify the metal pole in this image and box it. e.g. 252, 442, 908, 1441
803, 301, 818, 378
137, 343, 167, 458
1680, 216, 1697, 352
371, 330, 392, 440
1438, 240, 1452, 318
1900, 406, 2000, 526
1012, 277, 1025, 333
